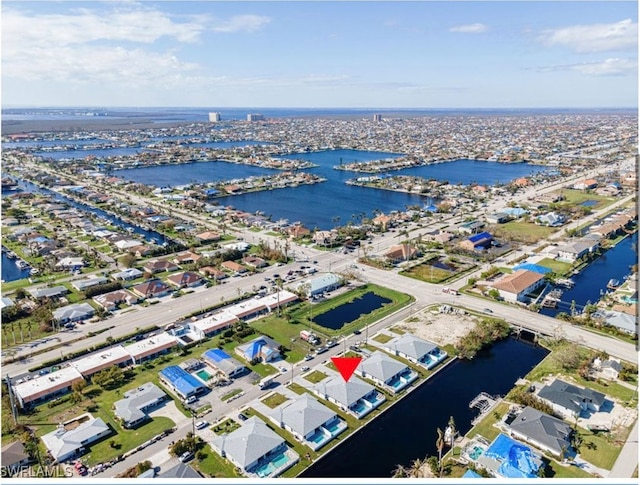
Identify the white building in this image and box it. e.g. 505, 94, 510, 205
13, 367, 85, 408
41, 414, 111, 463
208, 112, 221, 122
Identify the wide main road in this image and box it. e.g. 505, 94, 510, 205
2, 244, 636, 379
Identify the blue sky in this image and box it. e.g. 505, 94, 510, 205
2, 1, 637, 108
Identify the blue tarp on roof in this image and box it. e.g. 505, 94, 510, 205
484, 434, 540, 479
468, 232, 493, 243
462, 469, 482, 478
513, 263, 552, 274
159, 365, 203, 397
203, 348, 231, 363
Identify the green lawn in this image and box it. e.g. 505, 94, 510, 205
287, 382, 306, 395
576, 427, 623, 470
261, 392, 289, 409
372, 334, 393, 344
220, 389, 242, 401
401, 263, 453, 283
465, 402, 509, 443
303, 370, 328, 384
546, 459, 593, 478
560, 189, 615, 209
193, 443, 242, 478
211, 418, 241, 435
491, 221, 556, 242
537, 257, 573, 275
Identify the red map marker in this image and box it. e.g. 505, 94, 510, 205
331, 357, 362, 382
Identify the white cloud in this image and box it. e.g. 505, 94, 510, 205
539, 19, 637, 53
211, 15, 271, 33
449, 23, 488, 34
538, 58, 637, 76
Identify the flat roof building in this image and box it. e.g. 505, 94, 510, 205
202, 349, 246, 378
125, 333, 177, 364
13, 367, 84, 408
158, 365, 207, 400
72, 345, 132, 378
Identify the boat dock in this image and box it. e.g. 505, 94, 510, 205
469, 392, 501, 425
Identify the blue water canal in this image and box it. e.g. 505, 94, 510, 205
301, 338, 548, 478
540, 232, 638, 317
1, 252, 32, 282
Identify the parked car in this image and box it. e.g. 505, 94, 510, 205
301, 366, 310, 372
353, 329, 361, 335
186, 396, 198, 404
315, 346, 329, 355
279, 366, 288, 373
195, 420, 209, 430
304, 354, 314, 361
237, 413, 248, 421
179, 451, 194, 463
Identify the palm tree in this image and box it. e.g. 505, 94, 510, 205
391, 464, 407, 478
408, 458, 424, 478
436, 427, 445, 477
447, 415, 457, 448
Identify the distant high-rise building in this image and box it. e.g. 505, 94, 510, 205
208, 112, 221, 122
373, 114, 383, 122
247, 113, 264, 122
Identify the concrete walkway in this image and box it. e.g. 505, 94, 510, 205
609, 419, 639, 478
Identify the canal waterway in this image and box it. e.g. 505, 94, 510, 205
301, 337, 548, 478
1, 252, 32, 283
540, 232, 638, 317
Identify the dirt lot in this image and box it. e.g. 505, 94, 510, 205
392, 306, 478, 346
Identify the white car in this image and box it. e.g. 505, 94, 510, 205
195, 420, 209, 430
186, 396, 198, 404
279, 366, 288, 373
301, 366, 310, 372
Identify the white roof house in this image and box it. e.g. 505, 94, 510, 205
211, 416, 299, 477
111, 268, 143, 281
296, 273, 342, 296
384, 333, 446, 369
28, 285, 69, 299
41, 414, 111, 463
191, 310, 239, 337
13, 367, 85, 408
113, 382, 167, 428
71, 276, 108, 291
124, 333, 177, 363
312, 375, 385, 418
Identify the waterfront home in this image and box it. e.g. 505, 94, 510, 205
287, 224, 311, 239
313, 230, 339, 246
28, 285, 69, 300
195, 230, 221, 243
312, 375, 386, 419
111, 267, 143, 281
459, 232, 494, 251
202, 349, 246, 379
93, 289, 139, 311
235, 336, 281, 363
166, 271, 203, 288
475, 433, 543, 479
554, 238, 600, 263
143, 259, 180, 274
296, 273, 343, 297
211, 416, 299, 478
602, 310, 637, 335
41, 414, 111, 463
125, 332, 177, 364
53, 302, 95, 324
537, 379, 606, 418
71, 346, 133, 378
508, 406, 572, 458
490, 270, 546, 303
266, 393, 347, 451
71, 276, 109, 292
113, 382, 167, 428
12, 367, 85, 408
114, 239, 143, 251
1, 441, 32, 476
221, 260, 248, 275
132, 279, 170, 299
384, 333, 447, 369
158, 366, 207, 400
384, 244, 419, 264
356, 351, 418, 393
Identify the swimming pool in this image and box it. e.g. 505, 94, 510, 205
254, 453, 291, 477
468, 445, 485, 461
324, 419, 342, 433
196, 370, 212, 381
351, 401, 367, 414
308, 430, 328, 444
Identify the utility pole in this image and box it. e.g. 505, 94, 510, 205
5, 375, 18, 426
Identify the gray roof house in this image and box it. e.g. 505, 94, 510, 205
211, 416, 299, 477
1, 441, 31, 475
113, 382, 167, 428
71, 276, 109, 291
158, 463, 202, 479
312, 375, 385, 419
537, 379, 606, 418
111, 268, 143, 281
267, 393, 346, 450
41, 414, 111, 463
52, 302, 95, 324
384, 333, 447, 369
604, 311, 637, 335
355, 351, 418, 393
28, 285, 69, 299
509, 406, 572, 457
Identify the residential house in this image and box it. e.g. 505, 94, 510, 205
202, 349, 246, 379
355, 351, 418, 393
13, 367, 85, 408
235, 336, 281, 363
158, 463, 202, 479
536, 212, 564, 227
1, 441, 31, 475
313, 230, 338, 246
211, 417, 299, 477
537, 379, 606, 418
288, 225, 311, 239
41, 414, 111, 463
242, 255, 267, 269
555, 238, 600, 263
384, 244, 419, 264
113, 382, 167, 428
459, 232, 494, 251
384, 333, 447, 369
132, 279, 171, 299
266, 393, 346, 451
28, 285, 69, 300
158, 366, 207, 400
142, 260, 179, 274
166, 271, 203, 289
486, 212, 510, 224
55, 257, 85, 270
458, 220, 486, 235
93, 289, 139, 311
111, 268, 143, 281
312, 375, 386, 419
71, 276, 109, 292
53, 303, 95, 324
573, 179, 598, 190
491, 270, 546, 303
199, 266, 228, 281
172, 251, 202, 266
592, 357, 623, 381
221, 260, 248, 275
508, 406, 572, 458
